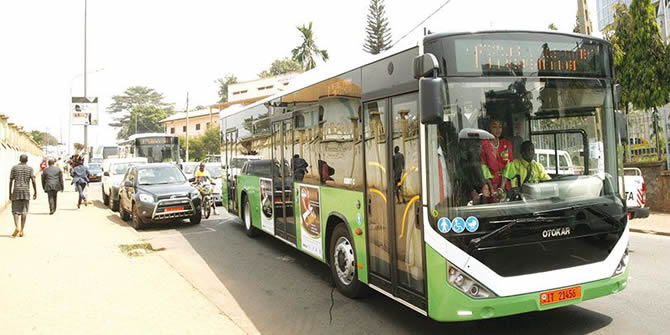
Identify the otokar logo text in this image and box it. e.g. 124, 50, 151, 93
542, 227, 571, 238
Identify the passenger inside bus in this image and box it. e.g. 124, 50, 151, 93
502, 141, 551, 189
480, 118, 513, 196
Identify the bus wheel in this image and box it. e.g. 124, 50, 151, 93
329, 223, 365, 298
243, 196, 258, 237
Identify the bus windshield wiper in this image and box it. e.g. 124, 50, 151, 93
469, 214, 573, 250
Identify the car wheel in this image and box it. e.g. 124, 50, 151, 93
111, 197, 119, 212
329, 223, 366, 298
131, 203, 144, 230
190, 209, 202, 225
119, 199, 130, 221
102, 186, 110, 206
243, 195, 259, 237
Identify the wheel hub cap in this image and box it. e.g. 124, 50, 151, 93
333, 236, 355, 285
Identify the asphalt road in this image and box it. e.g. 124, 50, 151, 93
89, 183, 668, 334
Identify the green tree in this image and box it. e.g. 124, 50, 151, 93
29, 130, 58, 146
258, 57, 303, 78
613, 0, 670, 159
116, 105, 169, 139
363, 0, 393, 55
291, 22, 329, 71
107, 86, 173, 139
215, 74, 238, 103
178, 127, 221, 162
548, 23, 558, 31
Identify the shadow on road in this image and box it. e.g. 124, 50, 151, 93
157, 215, 615, 335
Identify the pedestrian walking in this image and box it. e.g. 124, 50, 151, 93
41, 159, 64, 214
9, 154, 37, 237
70, 160, 90, 208
39, 158, 47, 172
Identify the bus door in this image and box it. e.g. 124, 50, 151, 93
364, 94, 426, 312
224, 128, 238, 213
271, 116, 297, 245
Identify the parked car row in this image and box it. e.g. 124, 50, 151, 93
100, 158, 203, 229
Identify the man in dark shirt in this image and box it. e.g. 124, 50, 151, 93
393, 146, 405, 203
293, 154, 308, 182
9, 154, 37, 237
42, 159, 64, 215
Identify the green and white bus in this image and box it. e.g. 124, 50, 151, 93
220, 31, 629, 321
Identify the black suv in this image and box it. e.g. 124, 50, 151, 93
118, 163, 202, 229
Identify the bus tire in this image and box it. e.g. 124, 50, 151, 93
243, 195, 258, 238
329, 223, 365, 298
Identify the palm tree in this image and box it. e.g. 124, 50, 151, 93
291, 22, 329, 71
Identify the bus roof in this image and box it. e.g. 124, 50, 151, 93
221, 43, 419, 121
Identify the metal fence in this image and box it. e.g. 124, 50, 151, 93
625, 108, 670, 167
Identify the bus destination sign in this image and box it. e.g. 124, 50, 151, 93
451, 37, 607, 77
137, 137, 173, 145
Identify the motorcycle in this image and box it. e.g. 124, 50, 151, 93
195, 177, 217, 219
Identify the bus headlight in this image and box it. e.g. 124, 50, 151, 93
447, 262, 496, 299
613, 247, 629, 276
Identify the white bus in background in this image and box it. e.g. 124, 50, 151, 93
118, 133, 181, 164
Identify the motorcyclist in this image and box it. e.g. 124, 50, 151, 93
194, 162, 217, 215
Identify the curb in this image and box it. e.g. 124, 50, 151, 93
630, 228, 670, 237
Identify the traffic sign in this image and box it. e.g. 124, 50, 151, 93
71, 97, 98, 125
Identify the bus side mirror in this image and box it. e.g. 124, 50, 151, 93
614, 84, 623, 110
419, 78, 446, 124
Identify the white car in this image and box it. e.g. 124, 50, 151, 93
535, 149, 575, 175
622, 167, 650, 219
180, 162, 200, 180
205, 163, 224, 204
101, 157, 148, 211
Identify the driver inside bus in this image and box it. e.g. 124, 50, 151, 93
195, 162, 209, 183
502, 141, 551, 189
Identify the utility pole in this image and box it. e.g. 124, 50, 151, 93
83, 0, 88, 162
185, 92, 190, 162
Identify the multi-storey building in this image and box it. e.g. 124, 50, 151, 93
577, 0, 594, 35
597, 0, 670, 43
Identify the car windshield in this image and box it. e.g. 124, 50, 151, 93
111, 163, 135, 175
427, 77, 620, 220
206, 165, 222, 177
183, 165, 197, 174
89, 163, 101, 170
137, 167, 186, 185
230, 158, 248, 169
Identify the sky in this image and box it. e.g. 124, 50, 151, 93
0, 0, 600, 149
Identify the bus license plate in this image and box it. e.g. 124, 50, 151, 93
540, 286, 581, 305
165, 206, 184, 212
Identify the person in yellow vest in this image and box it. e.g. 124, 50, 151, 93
195, 162, 209, 183
502, 141, 551, 189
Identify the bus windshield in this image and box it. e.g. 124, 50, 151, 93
137, 142, 178, 163
427, 77, 621, 222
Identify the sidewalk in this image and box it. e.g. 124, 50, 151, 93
0, 186, 244, 334
629, 212, 670, 236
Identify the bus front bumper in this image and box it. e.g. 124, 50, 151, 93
426, 246, 630, 322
